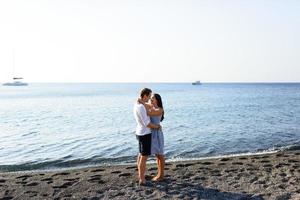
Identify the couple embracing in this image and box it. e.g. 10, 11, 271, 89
133, 88, 165, 185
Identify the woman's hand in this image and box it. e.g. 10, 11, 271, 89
137, 98, 144, 105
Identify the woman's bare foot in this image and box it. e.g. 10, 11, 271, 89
151, 176, 159, 181
152, 176, 164, 182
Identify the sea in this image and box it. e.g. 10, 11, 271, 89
0, 83, 299, 172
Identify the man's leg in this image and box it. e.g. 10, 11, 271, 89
138, 133, 151, 184
138, 155, 148, 184
137, 153, 141, 179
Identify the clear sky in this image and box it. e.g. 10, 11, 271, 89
0, 0, 299, 83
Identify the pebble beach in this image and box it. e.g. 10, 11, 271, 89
0, 149, 299, 200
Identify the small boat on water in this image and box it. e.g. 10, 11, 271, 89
192, 81, 201, 85
3, 77, 28, 86
2, 49, 28, 86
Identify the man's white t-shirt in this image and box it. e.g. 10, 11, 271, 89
133, 103, 151, 136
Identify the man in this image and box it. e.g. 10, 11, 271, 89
133, 88, 160, 185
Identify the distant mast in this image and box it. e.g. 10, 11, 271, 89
2, 49, 28, 86
12, 48, 15, 78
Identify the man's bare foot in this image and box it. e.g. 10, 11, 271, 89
139, 179, 146, 186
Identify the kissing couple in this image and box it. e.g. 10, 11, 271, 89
133, 88, 165, 185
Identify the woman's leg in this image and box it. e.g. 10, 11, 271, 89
156, 154, 161, 176
152, 155, 161, 180
158, 155, 165, 179
153, 154, 165, 181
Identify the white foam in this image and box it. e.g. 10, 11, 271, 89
166, 149, 279, 163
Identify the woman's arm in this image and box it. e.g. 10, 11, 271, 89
143, 103, 152, 110
137, 98, 152, 110
147, 107, 163, 116
137, 98, 163, 116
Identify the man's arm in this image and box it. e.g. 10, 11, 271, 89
147, 123, 161, 129
139, 105, 160, 129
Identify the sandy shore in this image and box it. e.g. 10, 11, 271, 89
0, 150, 299, 200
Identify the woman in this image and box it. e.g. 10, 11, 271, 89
139, 93, 165, 181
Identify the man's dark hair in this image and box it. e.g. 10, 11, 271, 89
140, 88, 152, 98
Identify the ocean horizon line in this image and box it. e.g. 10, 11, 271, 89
1, 81, 300, 84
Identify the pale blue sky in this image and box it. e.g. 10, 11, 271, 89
0, 0, 299, 82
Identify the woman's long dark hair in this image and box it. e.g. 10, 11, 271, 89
154, 93, 164, 122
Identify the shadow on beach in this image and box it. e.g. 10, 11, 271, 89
134, 177, 264, 200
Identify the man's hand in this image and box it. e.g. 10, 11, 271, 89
157, 124, 162, 131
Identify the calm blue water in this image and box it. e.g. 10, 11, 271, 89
0, 83, 299, 171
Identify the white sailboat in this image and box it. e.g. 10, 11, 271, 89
2, 50, 28, 86
3, 77, 28, 86
192, 80, 201, 85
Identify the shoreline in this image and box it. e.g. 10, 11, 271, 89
0, 149, 299, 200
0, 148, 287, 174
